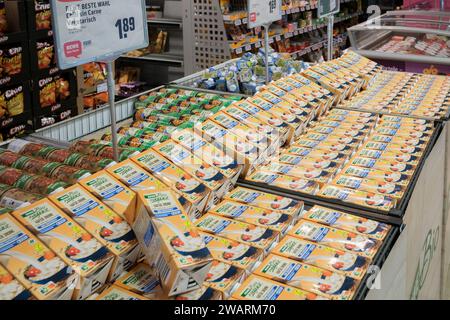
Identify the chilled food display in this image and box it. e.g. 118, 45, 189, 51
375, 34, 450, 58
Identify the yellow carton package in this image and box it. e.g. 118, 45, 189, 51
257, 162, 334, 186
172, 285, 222, 300
0, 213, 78, 300
107, 159, 192, 222
194, 213, 280, 254
133, 190, 213, 296
12, 199, 115, 300
96, 285, 149, 300
253, 254, 358, 300
272, 236, 369, 280
232, 275, 326, 300
209, 200, 294, 235
114, 262, 164, 299
289, 219, 381, 259
204, 260, 246, 299
200, 231, 264, 272
153, 139, 229, 204
0, 263, 34, 300
171, 129, 243, 190
356, 148, 421, 166
301, 206, 391, 240
348, 157, 416, 176
132, 149, 211, 220
224, 187, 304, 219
49, 185, 141, 281
246, 171, 320, 195
340, 165, 411, 187
79, 171, 136, 224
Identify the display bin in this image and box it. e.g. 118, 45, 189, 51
348, 10, 450, 75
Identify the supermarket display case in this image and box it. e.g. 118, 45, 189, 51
348, 10, 450, 74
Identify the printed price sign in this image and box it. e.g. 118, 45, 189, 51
247, 0, 282, 28
50, 0, 148, 69
318, 0, 340, 18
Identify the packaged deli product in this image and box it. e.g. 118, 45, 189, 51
69, 140, 139, 162
288, 220, 381, 259
200, 231, 264, 272
194, 213, 280, 253
79, 171, 137, 223
232, 275, 326, 300
153, 140, 229, 202
170, 129, 243, 186
272, 236, 369, 280
355, 148, 421, 166
205, 259, 246, 298
340, 165, 411, 187
106, 159, 192, 222
331, 174, 405, 200
320, 185, 396, 212
114, 262, 164, 299
8, 140, 116, 172
12, 199, 115, 300
133, 190, 213, 296
209, 200, 294, 234
253, 254, 357, 300
301, 206, 390, 240
0, 263, 34, 300
246, 171, 320, 195
0, 165, 67, 195
0, 150, 91, 184
348, 157, 416, 176
0, 183, 43, 210
49, 185, 140, 281
96, 285, 149, 300
132, 149, 211, 220
0, 213, 77, 300
224, 187, 304, 219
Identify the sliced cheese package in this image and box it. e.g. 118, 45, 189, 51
253, 254, 358, 300
133, 189, 213, 296
232, 275, 327, 300
288, 219, 381, 259
272, 236, 369, 280
194, 213, 280, 254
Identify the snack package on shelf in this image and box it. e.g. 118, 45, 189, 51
49, 185, 141, 281
0, 213, 78, 300
12, 199, 115, 300
133, 189, 213, 296
231, 275, 327, 300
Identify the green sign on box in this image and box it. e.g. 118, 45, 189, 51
318, 0, 340, 18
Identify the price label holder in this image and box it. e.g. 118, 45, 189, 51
247, 0, 282, 84
50, 0, 148, 161
318, 0, 340, 61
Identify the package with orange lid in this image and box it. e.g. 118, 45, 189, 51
132, 149, 211, 220
208, 200, 294, 235
0, 263, 34, 300
231, 274, 327, 300
204, 260, 246, 299
319, 185, 396, 212
11, 199, 115, 300
200, 231, 263, 273
49, 184, 141, 281
272, 236, 369, 280
170, 128, 243, 186
194, 213, 279, 254
0, 213, 78, 300
133, 189, 213, 296
153, 139, 229, 204
223, 187, 304, 219
301, 206, 391, 241
114, 262, 164, 299
96, 285, 149, 300
288, 219, 381, 259
222, 105, 284, 147
195, 120, 264, 176
106, 159, 192, 223
78, 171, 136, 224
246, 171, 320, 195
253, 254, 357, 300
